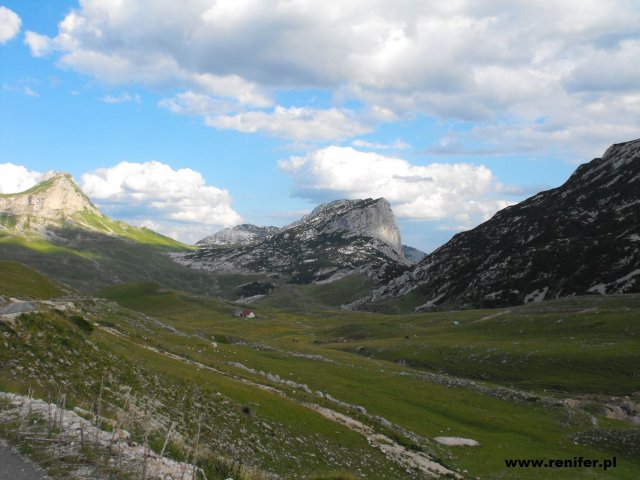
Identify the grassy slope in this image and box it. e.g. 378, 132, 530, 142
0, 260, 68, 298
331, 296, 640, 395
257, 273, 376, 310
0, 177, 58, 198
98, 283, 640, 479
2, 259, 639, 478
0, 309, 410, 478
72, 210, 188, 250
0, 226, 217, 294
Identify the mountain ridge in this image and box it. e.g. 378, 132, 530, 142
174, 197, 411, 284
348, 138, 640, 311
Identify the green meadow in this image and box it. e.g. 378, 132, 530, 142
1, 264, 639, 478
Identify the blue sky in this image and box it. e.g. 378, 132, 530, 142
1, 1, 639, 250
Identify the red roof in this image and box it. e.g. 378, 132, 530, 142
241, 309, 253, 315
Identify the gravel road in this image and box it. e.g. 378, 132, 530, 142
0, 440, 49, 480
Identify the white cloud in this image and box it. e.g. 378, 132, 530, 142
80, 161, 242, 240
23, 0, 640, 151
0, 163, 44, 193
159, 95, 369, 141
205, 106, 371, 141
352, 139, 409, 150
279, 146, 511, 228
0, 6, 21, 44
24, 31, 51, 56
0, 161, 241, 243
158, 91, 232, 116
99, 92, 141, 104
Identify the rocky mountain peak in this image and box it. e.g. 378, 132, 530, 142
288, 198, 405, 259
567, 139, 640, 185
177, 197, 410, 285
0, 172, 100, 231
348, 138, 640, 311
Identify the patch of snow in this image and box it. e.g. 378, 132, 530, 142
484, 291, 503, 300
235, 294, 266, 304
612, 269, 640, 293
414, 293, 445, 311
615, 269, 640, 284
524, 287, 548, 303
587, 284, 607, 295
629, 234, 640, 242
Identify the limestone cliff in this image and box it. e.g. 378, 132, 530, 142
175, 198, 409, 284
0, 172, 100, 231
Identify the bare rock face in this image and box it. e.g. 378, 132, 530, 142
196, 224, 280, 247
176, 198, 409, 284
296, 199, 405, 259
0, 172, 100, 231
349, 138, 640, 311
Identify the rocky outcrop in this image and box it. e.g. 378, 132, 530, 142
349, 139, 640, 310
292, 199, 405, 259
196, 224, 280, 247
0, 172, 100, 232
175, 198, 410, 284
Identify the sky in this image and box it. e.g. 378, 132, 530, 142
1, 1, 639, 251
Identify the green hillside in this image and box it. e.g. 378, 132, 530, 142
1, 262, 639, 478
0, 227, 217, 294
0, 260, 69, 298
72, 210, 188, 250
95, 282, 640, 479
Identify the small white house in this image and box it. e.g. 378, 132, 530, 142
234, 309, 256, 318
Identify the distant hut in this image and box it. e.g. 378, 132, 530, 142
234, 309, 256, 318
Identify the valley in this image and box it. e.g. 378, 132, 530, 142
1, 140, 639, 478
1, 262, 639, 478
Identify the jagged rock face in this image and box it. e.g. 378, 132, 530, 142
0, 172, 100, 231
295, 199, 405, 259
176, 198, 410, 284
196, 224, 280, 247
349, 139, 640, 310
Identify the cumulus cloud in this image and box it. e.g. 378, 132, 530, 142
23, 0, 640, 150
279, 146, 511, 228
159, 95, 369, 141
24, 31, 51, 56
205, 106, 371, 141
0, 163, 44, 193
0, 6, 20, 44
80, 161, 242, 240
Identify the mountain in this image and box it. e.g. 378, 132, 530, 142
402, 245, 427, 264
0, 172, 100, 231
174, 198, 410, 284
196, 224, 280, 247
0, 173, 216, 293
349, 139, 640, 311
